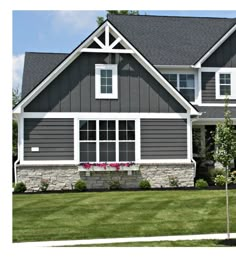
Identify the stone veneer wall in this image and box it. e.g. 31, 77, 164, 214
16, 163, 195, 192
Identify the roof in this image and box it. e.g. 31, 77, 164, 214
195, 106, 236, 119
108, 14, 236, 66
21, 52, 68, 98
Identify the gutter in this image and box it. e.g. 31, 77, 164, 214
14, 158, 20, 184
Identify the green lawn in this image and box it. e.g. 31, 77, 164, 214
13, 190, 236, 242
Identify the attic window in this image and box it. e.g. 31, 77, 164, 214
95, 64, 118, 99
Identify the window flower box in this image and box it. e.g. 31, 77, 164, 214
78, 163, 139, 175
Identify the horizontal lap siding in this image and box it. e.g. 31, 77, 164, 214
202, 72, 236, 103
141, 119, 187, 159
24, 118, 74, 160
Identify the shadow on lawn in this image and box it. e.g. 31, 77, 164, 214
217, 239, 236, 246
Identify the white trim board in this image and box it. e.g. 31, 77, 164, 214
193, 24, 236, 68
22, 112, 189, 119
13, 21, 199, 116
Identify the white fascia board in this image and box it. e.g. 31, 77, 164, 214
193, 24, 236, 68
155, 65, 192, 69
198, 103, 236, 107
13, 22, 107, 114
22, 112, 189, 119
106, 22, 199, 116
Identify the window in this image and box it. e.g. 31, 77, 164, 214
79, 119, 135, 163
99, 120, 116, 162
79, 120, 96, 162
95, 64, 118, 99
219, 73, 231, 96
163, 73, 195, 102
119, 121, 135, 161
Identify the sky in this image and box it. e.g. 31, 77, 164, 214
12, 10, 236, 91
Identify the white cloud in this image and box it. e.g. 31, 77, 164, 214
13, 54, 25, 91
52, 11, 105, 34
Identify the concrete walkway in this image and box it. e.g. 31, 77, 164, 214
13, 233, 236, 247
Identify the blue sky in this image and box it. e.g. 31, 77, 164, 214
13, 10, 236, 90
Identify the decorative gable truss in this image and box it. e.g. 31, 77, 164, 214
13, 21, 199, 116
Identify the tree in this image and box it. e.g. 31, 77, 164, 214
12, 87, 21, 156
213, 97, 236, 239
97, 10, 139, 26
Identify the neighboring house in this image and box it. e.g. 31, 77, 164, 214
13, 14, 236, 191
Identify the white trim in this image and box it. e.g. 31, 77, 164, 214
93, 37, 105, 49
109, 37, 121, 49
95, 64, 118, 99
20, 161, 78, 165
187, 115, 192, 160
96, 120, 99, 163
135, 118, 141, 162
81, 48, 134, 54
216, 71, 235, 99
22, 112, 189, 119
201, 67, 236, 72
193, 118, 236, 125
115, 119, 119, 162
193, 24, 236, 68
198, 103, 236, 107
13, 21, 199, 116
156, 65, 192, 69
105, 24, 109, 47
19, 116, 24, 162
74, 118, 79, 163
196, 68, 202, 105
137, 159, 192, 164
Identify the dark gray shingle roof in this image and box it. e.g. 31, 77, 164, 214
21, 52, 68, 98
108, 14, 236, 65
195, 106, 236, 119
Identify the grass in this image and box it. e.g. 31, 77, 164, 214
13, 190, 236, 243
71, 239, 236, 247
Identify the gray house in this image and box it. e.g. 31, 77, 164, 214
13, 14, 236, 191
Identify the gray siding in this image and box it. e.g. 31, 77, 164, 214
202, 72, 236, 103
141, 119, 187, 159
203, 31, 236, 67
24, 53, 186, 113
24, 118, 74, 160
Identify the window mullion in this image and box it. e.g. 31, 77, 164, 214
116, 119, 119, 162
96, 120, 99, 163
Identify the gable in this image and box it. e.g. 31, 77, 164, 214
14, 21, 199, 115
203, 30, 236, 67
24, 52, 186, 113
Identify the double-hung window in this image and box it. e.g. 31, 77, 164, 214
163, 73, 195, 102
219, 73, 231, 96
95, 64, 118, 99
79, 119, 135, 163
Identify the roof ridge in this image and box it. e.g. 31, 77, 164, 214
108, 13, 235, 20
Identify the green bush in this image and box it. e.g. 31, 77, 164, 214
214, 175, 232, 186
207, 168, 226, 186
231, 171, 236, 184
14, 182, 27, 193
139, 179, 151, 190
40, 179, 49, 192
74, 180, 87, 191
195, 179, 208, 189
109, 180, 121, 190
168, 176, 179, 187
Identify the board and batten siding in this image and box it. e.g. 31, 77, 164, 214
141, 119, 187, 159
201, 72, 236, 103
24, 118, 74, 160
24, 52, 186, 113
202, 31, 236, 68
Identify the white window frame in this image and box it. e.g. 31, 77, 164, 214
161, 72, 197, 104
216, 71, 233, 99
78, 118, 136, 163
95, 64, 118, 99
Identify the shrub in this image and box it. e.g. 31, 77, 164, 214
139, 179, 151, 190
40, 179, 49, 192
195, 179, 208, 189
214, 175, 232, 186
168, 176, 179, 187
231, 171, 236, 184
14, 182, 27, 193
74, 180, 87, 191
109, 180, 121, 190
207, 168, 226, 186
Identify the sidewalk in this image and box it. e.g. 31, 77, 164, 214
13, 233, 236, 247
